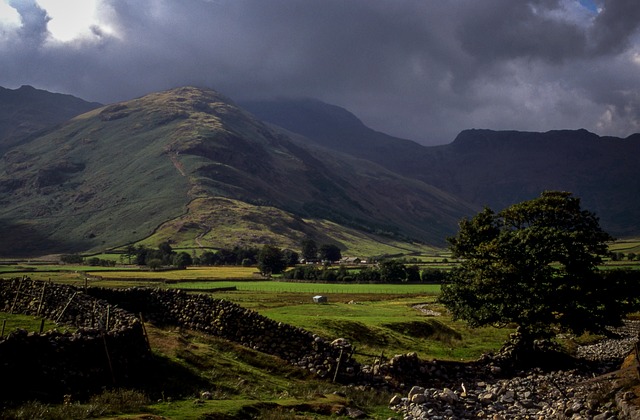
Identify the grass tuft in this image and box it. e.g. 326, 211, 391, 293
2, 389, 149, 420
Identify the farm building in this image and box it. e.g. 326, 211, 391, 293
312, 295, 328, 303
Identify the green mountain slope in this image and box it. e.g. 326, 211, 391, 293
0, 87, 474, 256
0, 85, 101, 153
243, 99, 640, 238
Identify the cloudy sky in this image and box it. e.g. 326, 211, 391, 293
1, 0, 639, 145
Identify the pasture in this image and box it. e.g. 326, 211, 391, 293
4, 253, 637, 363
0, 312, 61, 337
169, 280, 441, 294
3, 256, 635, 419
0, 262, 506, 362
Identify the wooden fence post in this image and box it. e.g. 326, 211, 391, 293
102, 334, 116, 385
333, 348, 344, 383
36, 282, 47, 317
55, 292, 78, 323
139, 312, 152, 352
9, 278, 24, 314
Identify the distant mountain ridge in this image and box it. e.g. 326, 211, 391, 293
2, 86, 639, 257
0, 86, 473, 256
0, 85, 102, 153
243, 99, 640, 238
241, 98, 428, 166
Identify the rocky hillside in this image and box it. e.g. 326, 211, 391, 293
244, 99, 640, 238
0, 85, 101, 153
6, 86, 637, 257
0, 87, 474, 256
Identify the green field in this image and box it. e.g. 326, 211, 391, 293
609, 237, 640, 253
170, 280, 441, 294
0, 312, 62, 337
7, 255, 638, 419
0, 266, 263, 288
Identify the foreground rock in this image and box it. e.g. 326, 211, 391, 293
391, 368, 622, 419
390, 321, 639, 419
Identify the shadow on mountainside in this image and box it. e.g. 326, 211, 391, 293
0, 220, 89, 257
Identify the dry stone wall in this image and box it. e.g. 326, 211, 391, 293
87, 287, 359, 381
0, 278, 150, 402
0, 277, 365, 404
0, 279, 359, 404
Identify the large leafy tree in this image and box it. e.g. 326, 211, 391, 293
440, 191, 637, 342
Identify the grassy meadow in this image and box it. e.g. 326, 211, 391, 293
2, 243, 638, 419
608, 237, 640, 254
0, 263, 473, 419
0, 312, 61, 338
0, 261, 507, 362
222, 291, 509, 361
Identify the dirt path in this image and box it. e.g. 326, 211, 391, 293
168, 152, 186, 176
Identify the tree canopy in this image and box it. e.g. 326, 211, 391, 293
301, 239, 318, 261
318, 244, 342, 262
440, 191, 638, 340
257, 245, 286, 276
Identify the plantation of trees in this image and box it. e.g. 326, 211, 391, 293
282, 262, 448, 283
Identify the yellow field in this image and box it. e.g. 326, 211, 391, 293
609, 238, 640, 253
89, 266, 261, 280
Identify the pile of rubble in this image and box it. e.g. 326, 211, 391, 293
390, 321, 640, 419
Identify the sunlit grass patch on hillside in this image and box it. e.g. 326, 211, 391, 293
237, 295, 509, 361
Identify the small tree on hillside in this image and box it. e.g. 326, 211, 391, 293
257, 245, 286, 277
282, 249, 300, 266
158, 241, 175, 265
147, 258, 162, 271
318, 244, 342, 263
135, 245, 149, 265
440, 191, 639, 350
173, 252, 193, 269
199, 251, 217, 265
125, 244, 136, 264
301, 239, 318, 262
379, 260, 407, 282
405, 265, 421, 282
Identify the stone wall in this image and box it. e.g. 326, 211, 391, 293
87, 287, 359, 381
0, 280, 359, 403
0, 278, 151, 402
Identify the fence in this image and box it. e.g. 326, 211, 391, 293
0, 278, 151, 402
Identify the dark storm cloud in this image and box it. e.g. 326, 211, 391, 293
589, 0, 640, 54
0, 0, 639, 144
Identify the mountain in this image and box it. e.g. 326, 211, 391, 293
0, 87, 475, 256
241, 98, 429, 169
430, 129, 640, 236
242, 99, 640, 238
0, 85, 102, 153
